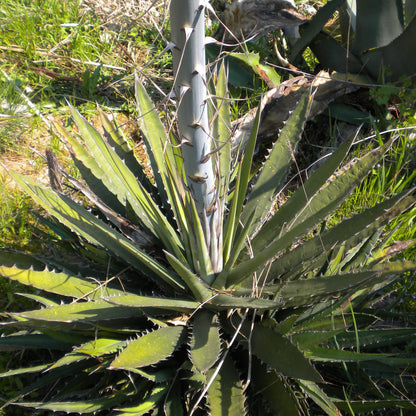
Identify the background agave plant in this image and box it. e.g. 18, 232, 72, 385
291, 0, 416, 81
1, 0, 416, 415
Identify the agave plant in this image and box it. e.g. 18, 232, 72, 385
1, 1, 416, 415
291, 0, 416, 82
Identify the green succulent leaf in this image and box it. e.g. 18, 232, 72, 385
0, 334, 71, 351
298, 379, 342, 416
206, 355, 246, 416
8, 170, 185, 292
290, 330, 343, 350
226, 139, 395, 287
353, 0, 404, 54
12, 300, 142, 324
209, 294, 282, 310
0, 364, 50, 378
362, 15, 416, 80
135, 77, 180, 219
251, 358, 300, 416
335, 399, 416, 412
115, 385, 167, 415
331, 328, 416, 349
105, 293, 199, 313
229, 52, 281, 87
223, 105, 261, 263
16, 397, 125, 414
267, 192, 415, 279
190, 310, 221, 372
277, 271, 383, 308
68, 105, 184, 257
242, 322, 321, 382
0, 262, 124, 300
98, 108, 153, 195
110, 326, 185, 370
305, 347, 392, 362
241, 91, 310, 237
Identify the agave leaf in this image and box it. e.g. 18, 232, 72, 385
8, 170, 185, 292
54, 121, 123, 214
251, 358, 300, 416
335, 400, 416, 412
240, 91, 310, 237
77, 337, 127, 356
0, 263, 123, 300
0, 364, 50, 378
241, 322, 321, 382
290, 330, 343, 350
0, 334, 71, 351
223, 106, 261, 263
209, 294, 282, 310
164, 250, 213, 302
132, 368, 175, 382
163, 379, 184, 416
98, 109, 154, 195
280, 138, 394, 232
298, 379, 342, 416
186, 193, 215, 283
229, 52, 281, 87
110, 326, 185, 370
215, 209, 256, 286
11, 300, 143, 324
214, 62, 231, 208
226, 140, 396, 287
16, 397, 124, 414
47, 351, 93, 370
17, 292, 58, 307
295, 314, 371, 332
290, 0, 345, 60
353, 0, 404, 54
3, 361, 96, 409
267, 192, 414, 279
309, 31, 363, 74
104, 293, 199, 312
362, 15, 416, 80
330, 328, 416, 349
135, 77, 182, 225
114, 385, 167, 415
250, 130, 356, 254
68, 105, 184, 257
305, 347, 392, 362
206, 355, 246, 416
276, 271, 384, 308
325, 101, 374, 125
190, 310, 221, 372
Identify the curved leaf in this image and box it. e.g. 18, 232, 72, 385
298, 380, 342, 416
353, 0, 404, 54
116, 385, 167, 415
241, 91, 310, 237
0, 263, 123, 300
12, 300, 143, 324
242, 322, 321, 382
251, 358, 300, 416
190, 310, 221, 372
8, 170, 185, 292
105, 293, 198, 312
206, 355, 245, 416
110, 326, 185, 370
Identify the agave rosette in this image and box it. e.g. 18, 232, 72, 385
1, 66, 416, 415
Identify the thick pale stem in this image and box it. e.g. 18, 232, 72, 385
170, 0, 222, 272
